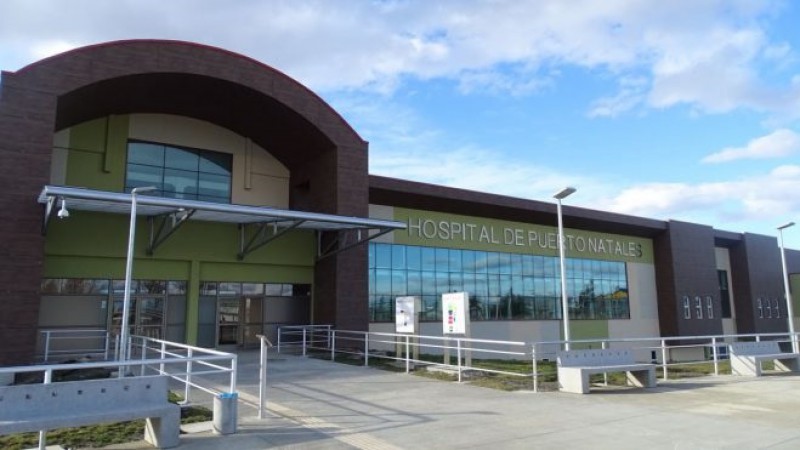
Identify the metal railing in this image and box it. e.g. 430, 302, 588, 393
277, 325, 799, 393
39, 329, 111, 362
531, 332, 795, 392
131, 335, 238, 403
2, 335, 238, 412
1, 337, 238, 450
276, 325, 332, 356
256, 334, 273, 420
278, 325, 531, 384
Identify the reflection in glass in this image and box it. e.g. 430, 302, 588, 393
367, 243, 629, 322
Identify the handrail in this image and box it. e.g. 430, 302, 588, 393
256, 335, 274, 420
278, 326, 800, 392
39, 329, 111, 362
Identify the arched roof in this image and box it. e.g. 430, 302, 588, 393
13, 39, 366, 169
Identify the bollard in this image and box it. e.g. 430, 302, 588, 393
213, 392, 239, 435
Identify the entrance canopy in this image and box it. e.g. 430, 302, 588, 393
39, 185, 405, 260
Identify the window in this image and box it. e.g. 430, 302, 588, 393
695, 296, 703, 319
765, 298, 772, 318
126, 141, 232, 203
757, 298, 763, 318
367, 243, 629, 322
683, 296, 691, 319
718, 270, 732, 318
706, 296, 714, 319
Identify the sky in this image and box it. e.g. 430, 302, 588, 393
1, 0, 799, 248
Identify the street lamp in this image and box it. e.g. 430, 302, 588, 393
554, 187, 576, 350
119, 186, 156, 361
778, 222, 796, 353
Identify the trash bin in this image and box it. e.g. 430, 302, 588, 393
213, 392, 238, 435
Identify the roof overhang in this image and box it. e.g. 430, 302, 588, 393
39, 185, 405, 260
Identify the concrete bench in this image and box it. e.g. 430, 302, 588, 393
730, 341, 800, 377
557, 348, 657, 394
0, 375, 180, 448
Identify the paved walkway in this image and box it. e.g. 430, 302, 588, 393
108, 351, 800, 449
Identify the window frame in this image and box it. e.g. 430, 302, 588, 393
125, 139, 233, 203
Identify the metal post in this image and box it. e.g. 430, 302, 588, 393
405, 335, 410, 373
712, 337, 719, 376
120, 186, 155, 361
104, 332, 110, 360
277, 327, 282, 353
38, 369, 53, 450
259, 336, 267, 419
601, 340, 608, 385
160, 341, 166, 375
331, 331, 336, 361
532, 344, 538, 393
661, 339, 668, 380
553, 187, 575, 350
557, 199, 569, 351
302, 328, 307, 357
140, 341, 147, 376
457, 339, 463, 383
326, 325, 331, 350
43, 331, 51, 362
778, 223, 797, 353
230, 354, 238, 394
364, 333, 370, 367
185, 348, 193, 404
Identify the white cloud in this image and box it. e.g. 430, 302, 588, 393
702, 129, 800, 163
0, 0, 796, 117
588, 76, 648, 118
607, 164, 800, 222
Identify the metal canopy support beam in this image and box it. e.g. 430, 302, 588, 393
42, 196, 56, 236
238, 220, 305, 260
317, 227, 395, 261
147, 209, 196, 255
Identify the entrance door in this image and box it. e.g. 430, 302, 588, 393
217, 298, 241, 346
216, 297, 264, 347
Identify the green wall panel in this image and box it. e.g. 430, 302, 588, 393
44, 255, 189, 280
392, 207, 654, 264
66, 115, 128, 191
199, 262, 312, 284
44, 212, 315, 267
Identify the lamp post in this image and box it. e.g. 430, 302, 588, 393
554, 187, 576, 350
119, 186, 156, 361
778, 222, 796, 353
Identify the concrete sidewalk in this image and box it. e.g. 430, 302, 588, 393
108, 351, 800, 449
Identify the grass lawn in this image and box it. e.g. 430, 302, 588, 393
308, 349, 735, 391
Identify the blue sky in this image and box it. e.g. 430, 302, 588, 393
1, 0, 799, 248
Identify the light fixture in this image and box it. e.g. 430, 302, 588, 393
57, 198, 69, 219
553, 186, 576, 350
553, 187, 577, 200
777, 221, 796, 353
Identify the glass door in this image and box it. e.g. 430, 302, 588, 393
110, 296, 165, 339
137, 297, 164, 339
242, 296, 264, 347
217, 298, 241, 346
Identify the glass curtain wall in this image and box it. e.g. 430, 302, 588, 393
368, 243, 629, 323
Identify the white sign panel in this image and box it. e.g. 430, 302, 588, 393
442, 292, 468, 335
395, 296, 416, 333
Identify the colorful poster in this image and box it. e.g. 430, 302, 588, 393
442, 292, 468, 334
395, 296, 416, 333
